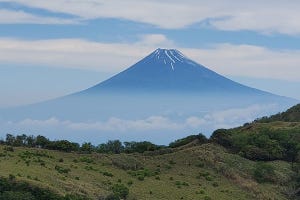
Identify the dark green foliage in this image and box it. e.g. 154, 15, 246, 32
212, 182, 219, 187
46, 140, 80, 152
127, 180, 133, 186
2, 134, 164, 155
80, 142, 94, 153
97, 140, 123, 154
79, 156, 94, 164
0, 176, 87, 200
174, 181, 189, 187
3, 134, 80, 152
210, 129, 233, 149
123, 141, 161, 153
111, 184, 129, 199
55, 165, 71, 174
253, 162, 276, 183
204, 196, 212, 200
104, 194, 119, 200
212, 127, 300, 162
169, 133, 208, 148
102, 172, 113, 177
128, 169, 156, 181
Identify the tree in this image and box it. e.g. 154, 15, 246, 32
25, 135, 36, 147
97, 140, 123, 154
81, 142, 94, 153
36, 135, 50, 148
14, 134, 27, 146
5, 134, 15, 146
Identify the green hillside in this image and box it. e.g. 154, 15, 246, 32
0, 104, 300, 200
0, 142, 297, 199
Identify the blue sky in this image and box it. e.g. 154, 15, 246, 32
1, 0, 300, 107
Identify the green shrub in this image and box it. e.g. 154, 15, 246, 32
253, 162, 276, 183
79, 157, 94, 164
55, 165, 71, 174
104, 194, 119, 200
212, 182, 219, 187
127, 180, 133, 186
102, 172, 114, 177
204, 196, 212, 200
112, 184, 129, 199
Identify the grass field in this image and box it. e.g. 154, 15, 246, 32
0, 142, 295, 200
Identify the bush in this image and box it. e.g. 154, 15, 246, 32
127, 180, 133, 186
212, 182, 219, 187
79, 157, 94, 164
102, 172, 114, 177
112, 184, 129, 199
104, 194, 119, 200
253, 162, 276, 183
0, 176, 86, 200
210, 129, 232, 148
55, 165, 71, 174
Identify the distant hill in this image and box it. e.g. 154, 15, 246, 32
257, 104, 300, 122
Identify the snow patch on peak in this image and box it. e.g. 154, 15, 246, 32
164, 50, 175, 63
150, 48, 191, 71
171, 62, 174, 70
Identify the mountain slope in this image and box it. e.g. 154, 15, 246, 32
81, 48, 275, 95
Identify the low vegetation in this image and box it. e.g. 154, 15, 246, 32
0, 103, 299, 199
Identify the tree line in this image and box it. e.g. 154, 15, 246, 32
0, 133, 209, 154
0, 134, 168, 154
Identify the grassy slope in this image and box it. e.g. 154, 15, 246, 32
0, 143, 294, 200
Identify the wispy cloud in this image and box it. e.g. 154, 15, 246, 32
0, 9, 79, 24
2, 1, 300, 35
1, 37, 300, 81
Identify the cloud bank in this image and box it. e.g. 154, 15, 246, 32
1, 36, 300, 81
6, 104, 277, 133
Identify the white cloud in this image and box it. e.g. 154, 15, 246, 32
1, 37, 300, 81
2, 0, 300, 34
137, 34, 174, 47
12, 104, 278, 132
0, 9, 78, 24
182, 44, 300, 81
17, 116, 183, 132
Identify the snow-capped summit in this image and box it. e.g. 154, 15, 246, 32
149, 48, 186, 70
144, 48, 196, 71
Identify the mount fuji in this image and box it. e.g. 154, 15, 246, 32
0, 49, 297, 143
